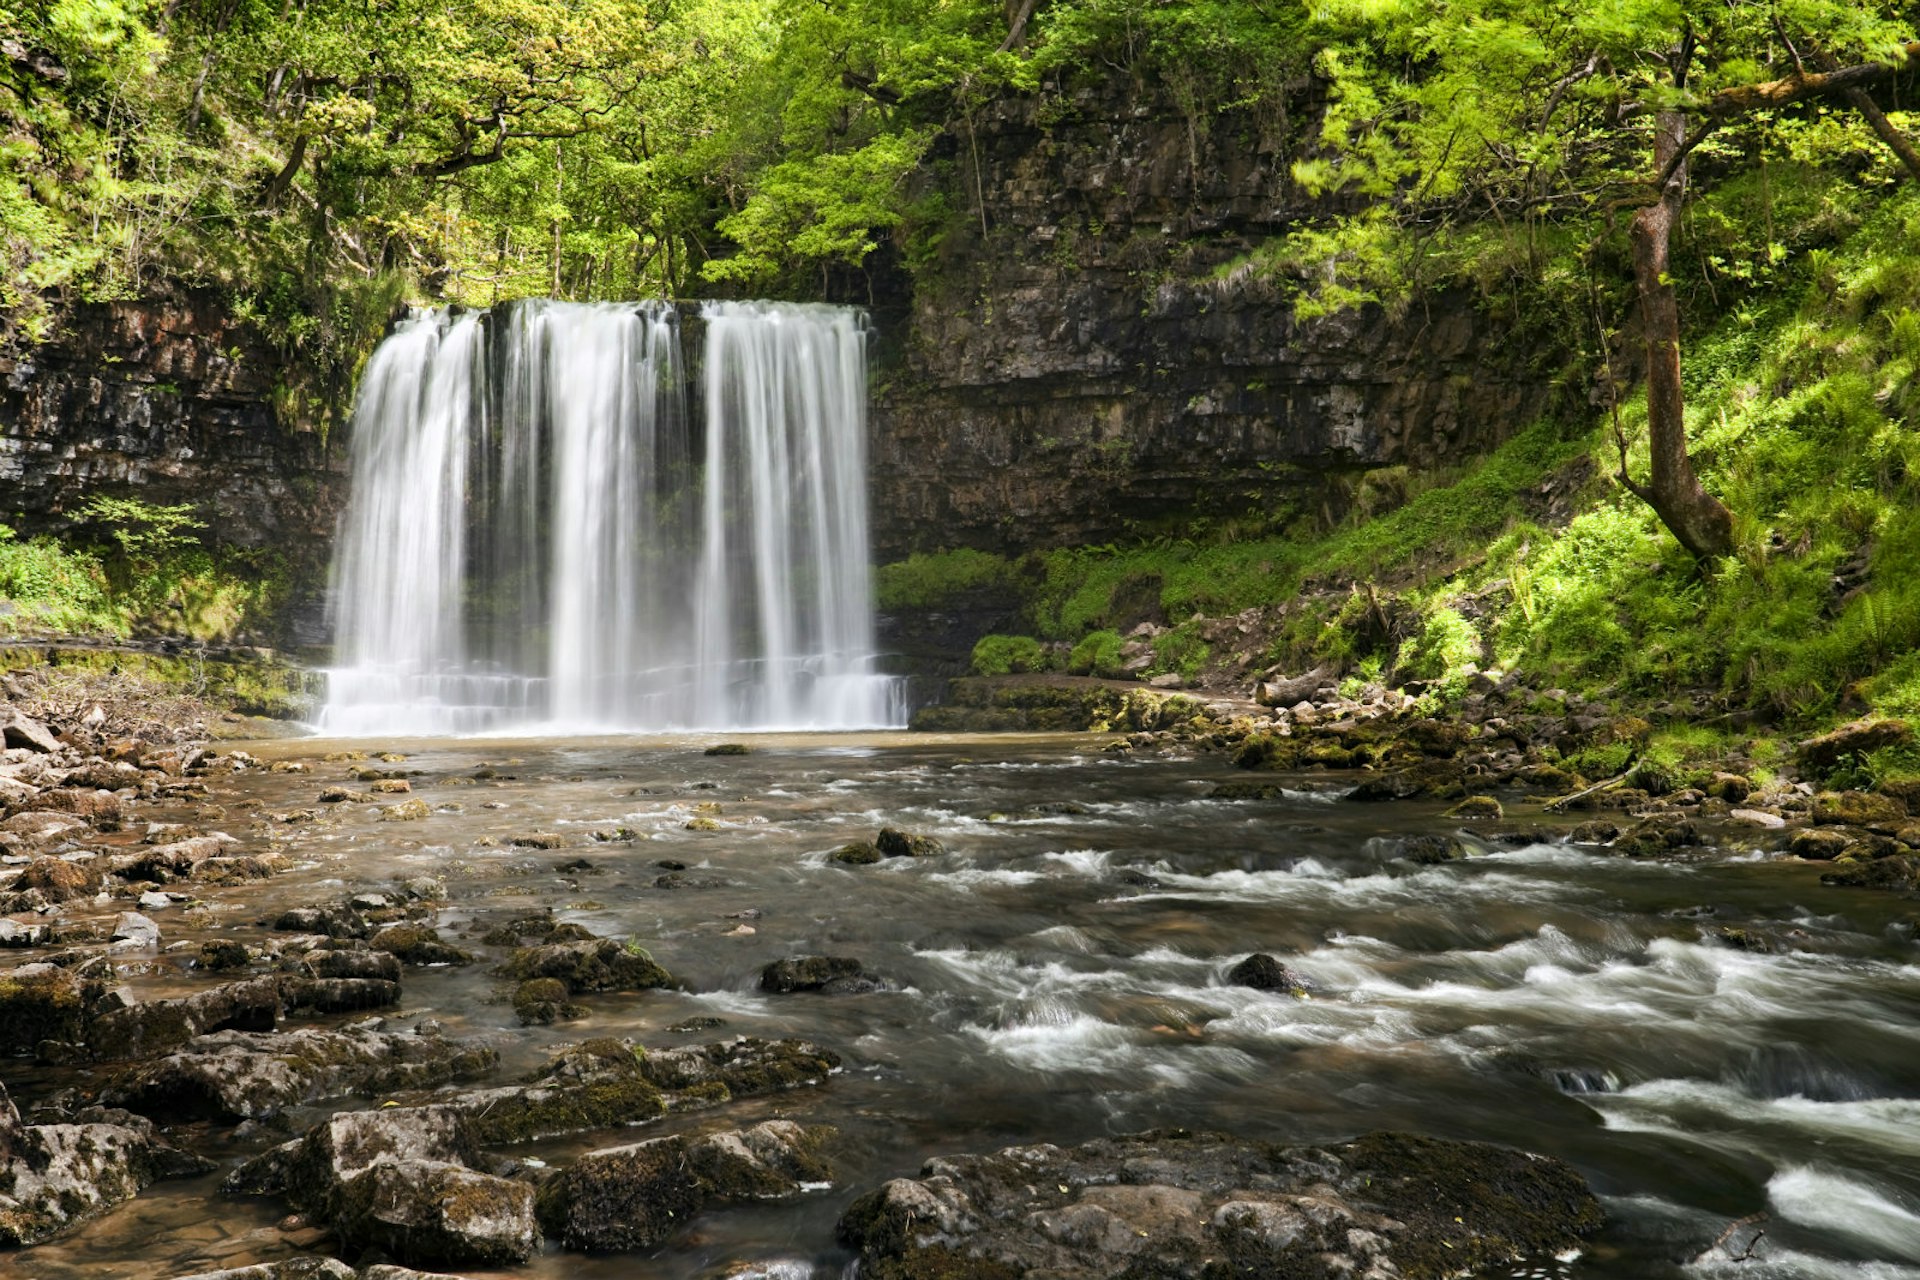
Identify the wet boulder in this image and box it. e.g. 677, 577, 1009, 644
167, 1260, 358, 1280
636, 1035, 841, 1100
1396, 834, 1464, 865
1812, 790, 1907, 833
303, 949, 404, 983
0, 963, 93, 1055
1568, 819, 1620, 845
87, 976, 282, 1061
333, 1159, 536, 1265
371, 924, 474, 966
443, 1039, 665, 1144
281, 977, 401, 1016
110, 911, 161, 949
511, 977, 581, 1025
109, 834, 240, 882
8, 856, 101, 903
102, 1024, 498, 1121
1227, 954, 1305, 994
838, 1129, 1602, 1280
226, 1105, 537, 1265
0, 1081, 210, 1245
1443, 795, 1503, 820
26, 787, 124, 828
1821, 854, 1920, 891
479, 914, 596, 948
272, 904, 371, 940
501, 937, 671, 993
876, 827, 946, 858
760, 955, 868, 993
166, 1260, 357, 1279
538, 1120, 833, 1251
831, 841, 884, 865
1614, 816, 1702, 859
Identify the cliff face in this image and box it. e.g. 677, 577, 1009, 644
865, 83, 1558, 560
0, 291, 340, 550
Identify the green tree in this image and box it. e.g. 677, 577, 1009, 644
1293, 0, 1919, 561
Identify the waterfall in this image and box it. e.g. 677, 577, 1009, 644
318, 299, 906, 735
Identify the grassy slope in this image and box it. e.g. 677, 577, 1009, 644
881, 184, 1920, 779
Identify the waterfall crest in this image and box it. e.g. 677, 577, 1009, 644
319, 299, 905, 735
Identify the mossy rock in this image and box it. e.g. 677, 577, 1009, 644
371, 924, 474, 967
1443, 795, 1503, 820
832, 842, 884, 865
877, 827, 945, 858
511, 978, 582, 1025
704, 743, 752, 756
1821, 854, 1920, 890
0, 966, 89, 1055
1812, 791, 1907, 832
502, 938, 671, 993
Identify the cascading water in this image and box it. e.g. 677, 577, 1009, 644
319, 299, 907, 735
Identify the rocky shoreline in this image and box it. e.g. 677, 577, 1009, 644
918, 673, 1920, 904
0, 663, 1903, 1277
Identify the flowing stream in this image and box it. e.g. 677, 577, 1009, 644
320, 301, 905, 736
17, 735, 1920, 1280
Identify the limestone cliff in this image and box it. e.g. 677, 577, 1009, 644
865, 82, 1560, 559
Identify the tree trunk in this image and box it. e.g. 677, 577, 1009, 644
1627, 108, 1734, 562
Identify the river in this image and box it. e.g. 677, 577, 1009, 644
13, 732, 1920, 1280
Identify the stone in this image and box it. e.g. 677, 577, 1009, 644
838, 1129, 1601, 1280
229, 1106, 537, 1266
27, 787, 123, 827
304, 949, 403, 983
10, 856, 100, 902
1799, 718, 1913, 773
102, 1025, 498, 1121
537, 1120, 833, 1251
332, 1159, 537, 1265
1614, 817, 1702, 859
88, 976, 282, 1061
704, 743, 752, 756
1822, 855, 1920, 891
200, 939, 253, 971
0, 1107, 210, 1244
1705, 772, 1753, 803
1443, 795, 1503, 820
370, 778, 412, 794
1812, 790, 1907, 833
508, 832, 565, 849
110, 834, 240, 882
831, 841, 884, 865
1790, 828, 1852, 859
273, 904, 371, 939
1727, 808, 1786, 829
281, 977, 401, 1015
1226, 953, 1303, 993
0, 964, 91, 1055
876, 827, 946, 858
1397, 834, 1464, 865
635, 1035, 841, 1099
442, 1039, 665, 1144
111, 911, 161, 948
511, 978, 581, 1025
371, 924, 473, 966
1255, 667, 1331, 708
167, 1260, 358, 1280
379, 799, 431, 822
0, 710, 62, 754
501, 937, 671, 992
760, 955, 866, 993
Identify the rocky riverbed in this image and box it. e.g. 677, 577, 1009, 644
0, 675, 1914, 1279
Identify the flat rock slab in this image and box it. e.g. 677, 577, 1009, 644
538, 1119, 833, 1251
103, 1024, 499, 1120
839, 1129, 1603, 1280
0, 1083, 211, 1245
